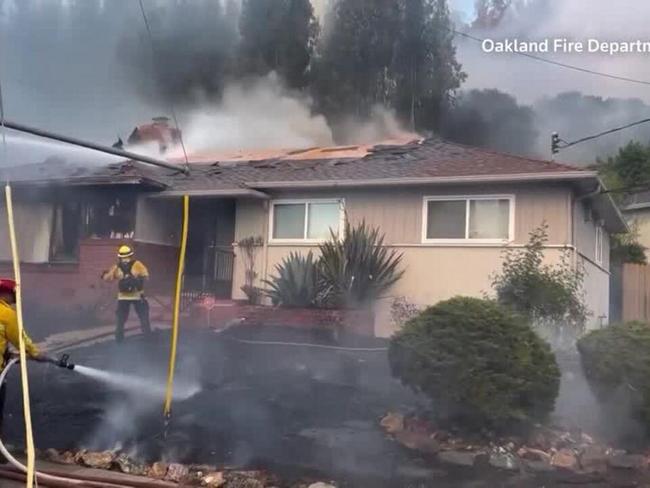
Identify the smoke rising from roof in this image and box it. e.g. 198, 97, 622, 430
180, 74, 334, 154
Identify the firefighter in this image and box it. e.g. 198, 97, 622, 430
0, 278, 46, 435
101, 245, 152, 342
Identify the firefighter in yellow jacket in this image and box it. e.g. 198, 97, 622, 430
0, 278, 45, 434
101, 245, 152, 342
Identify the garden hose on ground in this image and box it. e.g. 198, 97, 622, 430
0, 358, 88, 486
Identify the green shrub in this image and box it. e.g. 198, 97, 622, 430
264, 252, 323, 307
319, 220, 404, 308
577, 322, 650, 428
389, 297, 560, 431
492, 223, 587, 330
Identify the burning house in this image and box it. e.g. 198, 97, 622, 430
0, 136, 626, 335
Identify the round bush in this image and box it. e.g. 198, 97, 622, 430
389, 297, 560, 430
577, 321, 650, 428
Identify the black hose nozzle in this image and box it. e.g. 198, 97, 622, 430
58, 354, 75, 370
46, 354, 75, 370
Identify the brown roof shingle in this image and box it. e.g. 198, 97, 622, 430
4, 138, 594, 192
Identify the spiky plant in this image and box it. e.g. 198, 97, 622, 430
318, 220, 404, 308
264, 251, 323, 307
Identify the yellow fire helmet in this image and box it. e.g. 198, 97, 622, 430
117, 245, 134, 258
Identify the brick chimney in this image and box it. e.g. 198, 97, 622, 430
127, 117, 182, 153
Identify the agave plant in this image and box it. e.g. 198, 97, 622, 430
264, 251, 323, 308
318, 220, 404, 308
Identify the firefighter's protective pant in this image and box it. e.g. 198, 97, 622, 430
116, 298, 151, 342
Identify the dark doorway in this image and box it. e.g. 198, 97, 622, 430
185, 199, 236, 298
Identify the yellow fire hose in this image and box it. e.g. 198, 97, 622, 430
4, 184, 37, 487
163, 194, 189, 419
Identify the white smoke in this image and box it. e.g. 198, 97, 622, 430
158, 74, 413, 158
181, 74, 334, 154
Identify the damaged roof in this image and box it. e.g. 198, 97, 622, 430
159, 138, 597, 194
3, 137, 627, 232
4, 137, 596, 193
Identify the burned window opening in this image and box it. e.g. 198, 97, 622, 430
49, 194, 136, 262
83, 195, 136, 240
50, 201, 82, 262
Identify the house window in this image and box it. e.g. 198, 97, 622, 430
50, 202, 82, 262
595, 224, 604, 264
423, 195, 514, 242
270, 199, 344, 242
83, 195, 136, 239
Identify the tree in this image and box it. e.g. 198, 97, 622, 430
441, 89, 537, 155
239, 0, 318, 89
314, 0, 402, 119
314, 0, 464, 132
599, 141, 650, 191
392, 0, 465, 131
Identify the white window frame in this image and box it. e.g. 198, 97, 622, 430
421, 194, 515, 244
269, 198, 345, 244
595, 224, 604, 264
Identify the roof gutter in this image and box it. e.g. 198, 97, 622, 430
150, 188, 270, 199
246, 171, 599, 189
578, 177, 629, 234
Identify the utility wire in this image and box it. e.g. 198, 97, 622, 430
453, 29, 650, 87
558, 118, 650, 150
137, 0, 190, 169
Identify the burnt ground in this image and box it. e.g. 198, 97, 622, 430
3, 327, 650, 487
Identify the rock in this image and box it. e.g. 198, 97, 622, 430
517, 447, 551, 463
380, 412, 404, 434
580, 432, 595, 445
224, 471, 265, 488
166, 463, 190, 482
73, 450, 88, 464
579, 446, 609, 473
45, 449, 77, 465
148, 462, 169, 479
551, 448, 578, 470
438, 450, 480, 467
114, 454, 147, 476
608, 454, 647, 470
308, 483, 336, 488
489, 453, 520, 471
523, 460, 555, 473
61, 451, 77, 465
394, 430, 441, 454
202, 471, 225, 487
79, 451, 115, 470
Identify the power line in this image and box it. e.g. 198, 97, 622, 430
453, 29, 650, 87
559, 118, 650, 151
137, 0, 190, 169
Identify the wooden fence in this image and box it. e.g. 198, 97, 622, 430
621, 263, 650, 322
